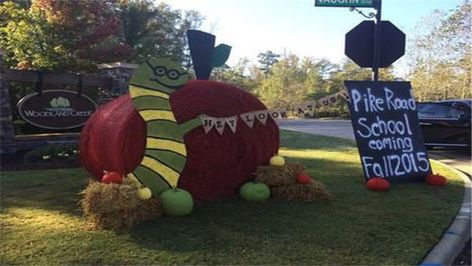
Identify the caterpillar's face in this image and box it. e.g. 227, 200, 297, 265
131, 58, 189, 90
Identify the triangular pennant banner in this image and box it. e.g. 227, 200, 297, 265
225, 116, 238, 133
240, 112, 256, 128
329, 95, 338, 104
294, 104, 306, 116
254, 110, 269, 125
200, 114, 215, 134
304, 102, 316, 117
320, 97, 330, 107
338, 89, 350, 102
197, 90, 348, 135
268, 109, 287, 120
214, 118, 226, 135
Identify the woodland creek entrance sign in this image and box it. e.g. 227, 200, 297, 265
314, 0, 374, 8
345, 81, 432, 183
17, 90, 97, 130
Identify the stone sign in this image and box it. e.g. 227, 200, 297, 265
17, 90, 97, 130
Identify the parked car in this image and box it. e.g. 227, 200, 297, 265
416, 99, 471, 149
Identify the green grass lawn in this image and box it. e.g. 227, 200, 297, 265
0, 130, 465, 265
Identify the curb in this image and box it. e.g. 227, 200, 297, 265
420, 160, 471, 266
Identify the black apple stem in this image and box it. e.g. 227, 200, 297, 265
187, 30, 216, 80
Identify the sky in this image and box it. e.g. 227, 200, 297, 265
161, 0, 463, 72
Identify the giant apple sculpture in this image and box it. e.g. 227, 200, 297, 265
80, 80, 279, 201
80, 30, 280, 201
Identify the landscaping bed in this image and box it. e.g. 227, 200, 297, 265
0, 130, 465, 265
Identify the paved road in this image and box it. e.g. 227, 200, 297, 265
279, 119, 471, 175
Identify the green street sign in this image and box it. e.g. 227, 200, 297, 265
315, 0, 374, 8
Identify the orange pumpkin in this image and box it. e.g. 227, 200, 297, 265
425, 174, 447, 187
366, 177, 390, 191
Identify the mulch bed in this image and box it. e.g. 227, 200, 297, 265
0, 152, 79, 171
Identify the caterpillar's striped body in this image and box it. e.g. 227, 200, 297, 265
127, 59, 200, 196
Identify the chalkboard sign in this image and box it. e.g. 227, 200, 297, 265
345, 81, 431, 183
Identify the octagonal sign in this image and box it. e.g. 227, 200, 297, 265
345, 20, 405, 68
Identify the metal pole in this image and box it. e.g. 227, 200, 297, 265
372, 0, 382, 81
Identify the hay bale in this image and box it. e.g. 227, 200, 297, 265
80, 178, 162, 231
255, 165, 293, 187
271, 180, 333, 202
254, 163, 307, 187
285, 163, 306, 178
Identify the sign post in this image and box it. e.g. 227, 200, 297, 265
316, 1, 428, 184
314, 0, 374, 8
371, 0, 382, 81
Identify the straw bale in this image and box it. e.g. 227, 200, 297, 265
255, 162, 307, 187
255, 165, 293, 186
80, 178, 161, 231
271, 180, 333, 202
285, 163, 306, 178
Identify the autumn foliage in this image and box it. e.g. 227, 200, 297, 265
1, 0, 133, 71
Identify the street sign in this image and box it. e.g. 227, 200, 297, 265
345, 20, 405, 68
314, 0, 374, 8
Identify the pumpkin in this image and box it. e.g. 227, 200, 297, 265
296, 173, 311, 185
239, 182, 271, 202
160, 188, 194, 216
80, 80, 279, 201
269, 155, 285, 167
366, 177, 390, 191
425, 174, 447, 186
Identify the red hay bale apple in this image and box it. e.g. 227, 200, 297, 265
80, 80, 279, 201
425, 174, 447, 187
366, 177, 390, 191
79, 95, 146, 179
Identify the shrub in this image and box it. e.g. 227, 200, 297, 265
23, 143, 78, 162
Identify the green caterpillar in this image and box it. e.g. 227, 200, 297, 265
127, 58, 201, 196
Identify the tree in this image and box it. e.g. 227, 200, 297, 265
257, 50, 280, 75
120, 1, 203, 64
0, 0, 204, 72
211, 58, 258, 92
254, 54, 338, 110
0, 0, 133, 72
407, 0, 471, 100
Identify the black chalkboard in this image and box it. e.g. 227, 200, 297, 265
345, 81, 431, 183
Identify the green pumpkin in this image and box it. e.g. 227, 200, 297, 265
239, 182, 271, 202
160, 188, 194, 216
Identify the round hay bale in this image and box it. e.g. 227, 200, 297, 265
172, 80, 279, 201
79, 94, 146, 179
